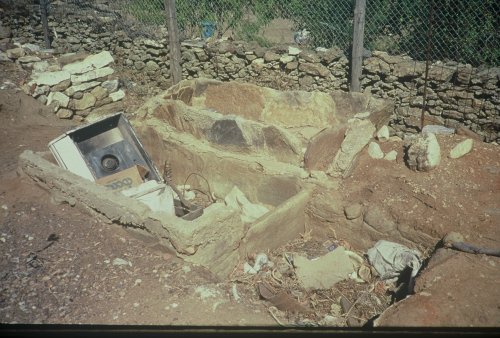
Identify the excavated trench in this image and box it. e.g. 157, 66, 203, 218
19, 79, 398, 280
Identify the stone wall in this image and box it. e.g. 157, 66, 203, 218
1, 3, 498, 142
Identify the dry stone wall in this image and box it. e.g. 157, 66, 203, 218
1, 5, 498, 142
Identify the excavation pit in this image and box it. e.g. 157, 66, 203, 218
19, 79, 394, 280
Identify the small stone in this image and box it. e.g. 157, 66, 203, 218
17, 56, 41, 63
279, 55, 294, 64
368, 142, 384, 159
73, 92, 84, 99
71, 67, 114, 83
47, 92, 70, 108
288, 46, 301, 56
112, 258, 132, 266
6, 48, 25, 59
102, 79, 119, 93
145, 60, 159, 71
384, 150, 398, 161
56, 109, 74, 119
344, 203, 363, 220
31, 70, 71, 86
263, 51, 280, 62
109, 89, 125, 102
71, 92, 96, 110
134, 279, 142, 286
285, 62, 298, 70
65, 81, 100, 96
51, 79, 71, 92
22, 43, 40, 52
33, 61, 49, 73
90, 86, 108, 100
449, 139, 473, 159
135, 61, 145, 70
37, 95, 48, 105
376, 125, 390, 142
32, 85, 49, 97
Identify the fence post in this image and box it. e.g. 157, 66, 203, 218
40, 0, 51, 48
350, 0, 366, 92
164, 0, 182, 85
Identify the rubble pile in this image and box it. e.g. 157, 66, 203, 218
5, 46, 124, 120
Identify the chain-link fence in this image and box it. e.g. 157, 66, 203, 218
110, 0, 498, 66
25, 0, 498, 66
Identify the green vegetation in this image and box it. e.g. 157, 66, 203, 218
125, 0, 499, 66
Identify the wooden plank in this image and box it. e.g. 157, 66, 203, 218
164, 0, 182, 85
40, 0, 51, 48
350, 0, 366, 92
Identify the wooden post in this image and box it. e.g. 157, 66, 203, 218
40, 0, 51, 48
350, 0, 366, 92
164, 0, 182, 85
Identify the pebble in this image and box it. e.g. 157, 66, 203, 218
112, 258, 132, 266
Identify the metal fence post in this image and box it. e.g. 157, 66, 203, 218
164, 0, 182, 85
350, 0, 366, 92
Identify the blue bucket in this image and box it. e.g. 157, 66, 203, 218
201, 20, 216, 39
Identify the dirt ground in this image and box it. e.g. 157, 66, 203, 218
1, 60, 499, 328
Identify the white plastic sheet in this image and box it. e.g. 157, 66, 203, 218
367, 240, 422, 280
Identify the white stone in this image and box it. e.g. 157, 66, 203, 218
384, 150, 398, 161
6, 48, 25, 59
405, 133, 441, 172
109, 89, 125, 102
72, 92, 97, 110
376, 125, 390, 142
251, 58, 265, 65
71, 66, 114, 83
279, 55, 295, 64
353, 111, 371, 119
102, 79, 119, 93
32, 85, 49, 97
62, 51, 114, 74
32, 61, 49, 73
449, 139, 473, 159
422, 124, 455, 135
142, 39, 163, 48
22, 43, 41, 52
47, 91, 70, 108
65, 81, 100, 96
288, 46, 301, 56
17, 56, 41, 63
31, 70, 71, 86
328, 119, 376, 177
368, 142, 384, 159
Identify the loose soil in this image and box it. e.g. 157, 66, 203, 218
0, 60, 499, 327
